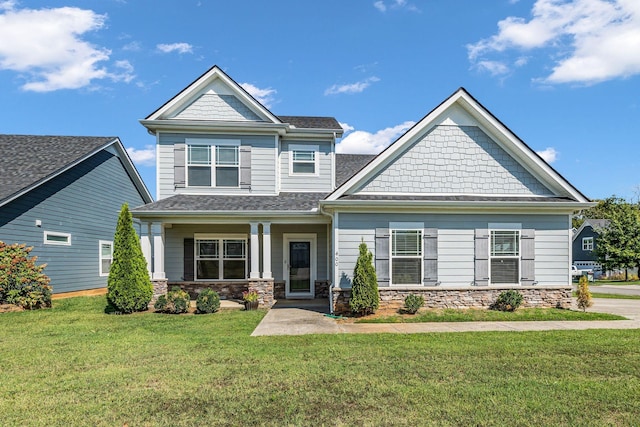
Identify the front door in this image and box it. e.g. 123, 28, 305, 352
284, 234, 316, 298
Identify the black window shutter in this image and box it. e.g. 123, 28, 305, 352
184, 238, 194, 281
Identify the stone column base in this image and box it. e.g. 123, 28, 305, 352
248, 278, 275, 308
150, 279, 168, 308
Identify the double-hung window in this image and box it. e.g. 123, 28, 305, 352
195, 235, 247, 280
290, 144, 318, 175
582, 237, 594, 251
186, 140, 239, 187
391, 229, 423, 285
490, 230, 520, 284
99, 241, 113, 276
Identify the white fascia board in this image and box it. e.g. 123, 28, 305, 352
131, 211, 330, 224
140, 119, 289, 136
144, 66, 282, 124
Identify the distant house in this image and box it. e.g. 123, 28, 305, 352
572, 219, 609, 272
131, 65, 594, 313
0, 135, 152, 295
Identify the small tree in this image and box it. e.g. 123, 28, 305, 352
576, 275, 593, 312
107, 204, 152, 313
349, 241, 379, 316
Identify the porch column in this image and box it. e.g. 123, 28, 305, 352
151, 222, 165, 280
262, 222, 272, 279
250, 222, 260, 279
140, 221, 152, 277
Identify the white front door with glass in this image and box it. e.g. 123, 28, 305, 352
283, 234, 316, 298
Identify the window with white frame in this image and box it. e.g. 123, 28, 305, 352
290, 144, 318, 175
195, 236, 247, 280
99, 241, 113, 276
490, 230, 520, 284
186, 140, 239, 187
391, 229, 422, 285
44, 231, 71, 246
582, 237, 594, 251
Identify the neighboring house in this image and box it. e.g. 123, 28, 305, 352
131, 65, 593, 313
0, 135, 153, 295
572, 219, 609, 273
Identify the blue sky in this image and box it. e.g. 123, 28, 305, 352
1, 0, 639, 201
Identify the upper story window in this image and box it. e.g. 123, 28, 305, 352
186, 139, 240, 187
289, 144, 318, 175
490, 230, 520, 284
582, 237, 594, 251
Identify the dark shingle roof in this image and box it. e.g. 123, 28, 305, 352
0, 134, 116, 204
278, 116, 342, 130
584, 219, 610, 230
133, 192, 328, 213
335, 154, 376, 187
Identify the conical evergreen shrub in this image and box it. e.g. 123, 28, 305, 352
349, 241, 379, 316
107, 204, 152, 313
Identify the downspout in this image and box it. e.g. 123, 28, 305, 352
320, 203, 335, 314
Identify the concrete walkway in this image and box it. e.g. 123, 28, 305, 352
251, 298, 640, 336
590, 284, 640, 297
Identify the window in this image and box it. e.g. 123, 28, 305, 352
186, 140, 239, 187
490, 230, 520, 284
195, 236, 247, 280
391, 229, 422, 285
44, 231, 71, 246
582, 237, 594, 251
99, 241, 113, 276
290, 144, 318, 175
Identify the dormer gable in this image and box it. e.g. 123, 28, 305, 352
142, 65, 282, 130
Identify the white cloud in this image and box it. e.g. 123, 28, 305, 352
339, 122, 355, 133
467, 0, 640, 84
374, 0, 420, 13
536, 147, 558, 163
240, 82, 277, 108
0, 3, 134, 92
373, 1, 386, 12
122, 41, 142, 52
127, 145, 156, 167
475, 60, 510, 76
336, 121, 415, 154
325, 76, 380, 95
156, 42, 193, 54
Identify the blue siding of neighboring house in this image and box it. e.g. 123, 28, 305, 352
572, 225, 599, 263
0, 150, 148, 293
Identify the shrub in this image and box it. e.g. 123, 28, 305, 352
196, 288, 220, 314
403, 294, 424, 314
491, 290, 523, 312
350, 241, 379, 316
107, 204, 153, 313
0, 241, 52, 309
576, 275, 593, 312
155, 286, 190, 314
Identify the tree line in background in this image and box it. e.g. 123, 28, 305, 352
575, 197, 640, 280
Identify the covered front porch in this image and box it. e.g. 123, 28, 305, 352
137, 219, 331, 308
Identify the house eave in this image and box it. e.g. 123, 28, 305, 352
131, 209, 329, 224
140, 119, 289, 135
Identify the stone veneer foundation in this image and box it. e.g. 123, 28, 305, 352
331, 286, 572, 315
166, 279, 275, 308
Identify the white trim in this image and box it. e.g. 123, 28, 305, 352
389, 221, 424, 230
44, 231, 71, 246
389, 228, 423, 286
326, 88, 590, 203
185, 139, 241, 189
488, 229, 521, 285
194, 234, 248, 281
283, 233, 317, 299
582, 236, 594, 251
99, 240, 113, 277
355, 191, 559, 198
288, 144, 319, 177
488, 222, 522, 230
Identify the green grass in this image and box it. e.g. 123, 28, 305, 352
357, 307, 625, 323
577, 291, 640, 300
1, 296, 639, 426
592, 280, 640, 286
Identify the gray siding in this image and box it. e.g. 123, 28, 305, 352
164, 223, 328, 282
572, 226, 599, 263
157, 133, 277, 199
357, 125, 554, 196
173, 94, 262, 121
0, 150, 147, 293
280, 140, 332, 192
337, 212, 569, 288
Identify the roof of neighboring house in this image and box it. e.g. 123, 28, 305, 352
278, 116, 342, 130
335, 154, 376, 187
0, 134, 153, 207
573, 218, 610, 240
133, 192, 326, 213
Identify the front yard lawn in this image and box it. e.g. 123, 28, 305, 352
356, 307, 625, 323
1, 296, 639, 426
